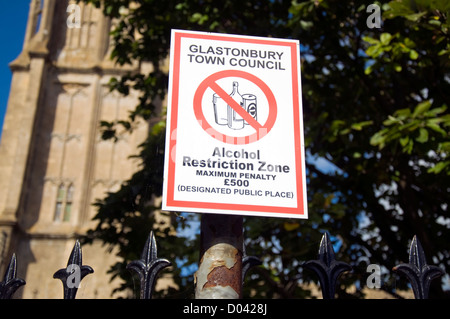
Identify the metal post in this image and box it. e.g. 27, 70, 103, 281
195, 214, 243, 299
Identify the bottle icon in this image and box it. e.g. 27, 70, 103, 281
227, 81, 245, 130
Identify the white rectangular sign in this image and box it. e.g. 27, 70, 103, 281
162, 29, 307, 219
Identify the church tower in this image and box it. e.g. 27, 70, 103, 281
0, 0, 149, 298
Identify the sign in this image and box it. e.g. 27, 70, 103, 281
162, 29, 307, 219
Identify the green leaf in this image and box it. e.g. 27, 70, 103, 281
438, 141, 450, 152
412, 100, 432, 117
151, 120, 166, 135
416, 128, 429, 143
383, 115, 400, 126
409, 49, 419, 60
403, 37, 416, 48
424, 104, 447, 116
394, 108, 411, 119
400, 136, 409, 147
405, 139, 414, 153
380, 33, 392, 45
366, 44, 383, 57
427, 161, 450, 174
105, 5, 113, 15
405, 12, 427, 22
385, 0, 414, 17
364, 64, 374, 75
340, 128, 351, 135
399, 120, 420, 132
351, 121, 373, 131
362, 36, 379, 45
426, 122, 447, 136
428, 19, 442, 26
283, 222, 300, 231
370, 129, 389, 148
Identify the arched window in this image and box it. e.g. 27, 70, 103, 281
63, 184, 74, 222
54, 184, 65, 222
54, 183, 74, 222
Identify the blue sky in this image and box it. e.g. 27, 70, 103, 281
0, 2, 29, 139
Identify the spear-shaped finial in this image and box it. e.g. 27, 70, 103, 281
0, 253, 26, 299
393, 235, 444, 299
53, 240, 94, 299
126, 231, 171, 299
302, 232, 352, 299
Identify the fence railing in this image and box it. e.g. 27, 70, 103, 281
0, 231, 445, 299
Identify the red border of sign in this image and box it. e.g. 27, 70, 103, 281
165, 30, 305, 217
193, 70, 277, 145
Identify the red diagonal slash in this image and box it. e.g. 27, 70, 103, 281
209, 81, 263, 131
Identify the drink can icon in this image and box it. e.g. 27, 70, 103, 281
212, 93, 228, 125
242, 94, 257, 125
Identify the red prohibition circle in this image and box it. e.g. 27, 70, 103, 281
193, 70, 277, 145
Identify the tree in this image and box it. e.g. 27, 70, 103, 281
81, 0, 449, 298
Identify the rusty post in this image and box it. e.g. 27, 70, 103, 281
194, 214, 243, 299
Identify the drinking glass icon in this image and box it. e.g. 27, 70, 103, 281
212, 93, 228, 125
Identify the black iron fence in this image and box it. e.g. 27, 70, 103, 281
0, 231, 445, 299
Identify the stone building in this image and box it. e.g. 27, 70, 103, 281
0, 0, 151, 298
